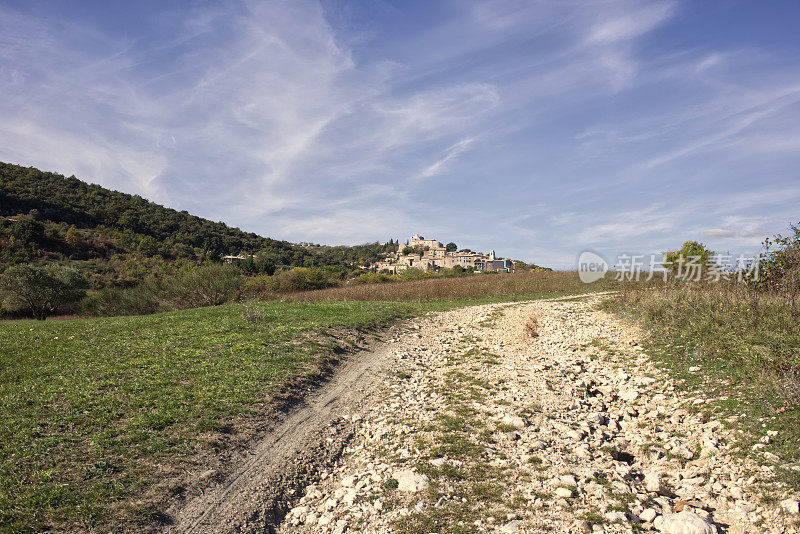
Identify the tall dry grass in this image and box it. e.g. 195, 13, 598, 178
270, 271, 616, 302
605, 277, 800, 488
607, 279, 800, 403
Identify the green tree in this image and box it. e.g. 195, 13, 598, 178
11, 218, 44, 243
64, 225, 82, 247
1, 264, 88, 319
663, 241, 714, 275
445, 242, 457, 252
138, 235, 159, 256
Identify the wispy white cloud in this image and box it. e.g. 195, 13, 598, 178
0, 0, 797, 261
419, 137, 476, 178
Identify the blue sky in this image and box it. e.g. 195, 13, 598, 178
1, 0, 799, 267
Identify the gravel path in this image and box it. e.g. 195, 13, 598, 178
277, 295, 798, 533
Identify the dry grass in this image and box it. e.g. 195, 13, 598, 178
267, 271, 616, 302
604, 279, 800, 488
523, 311, 541, 338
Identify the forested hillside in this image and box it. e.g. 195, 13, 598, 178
0, 162, 393, 287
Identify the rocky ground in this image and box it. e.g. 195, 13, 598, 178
277, 296, 799, 533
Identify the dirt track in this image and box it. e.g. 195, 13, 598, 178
167, 295, 797, 533
167, 331, 398, 533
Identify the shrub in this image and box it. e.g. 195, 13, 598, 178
267, 267, 342, 292
523, 313, 541, 338
758, 222, 800, 311
662, 241, 714, 276
81, 284, 164, 317
351, 272, 397, 284
170, 264, 243, 307
1, 263, 88, 319
10, 218, 45, 243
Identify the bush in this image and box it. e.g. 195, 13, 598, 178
1, 263, 88, 319
81, 284, 164, 317
267, 267, 342, 292
81, 264, 243, 316
662, 241, 714, 276
170, 264, 243, 307
351, 272, 397, 285
758, 222, 800, 310
10, 218, 44, 243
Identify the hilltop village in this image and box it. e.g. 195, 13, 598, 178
369, 234, 515, 273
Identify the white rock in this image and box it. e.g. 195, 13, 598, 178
656, 511, 717, 534
781, 498, 800, 514
645, 472, 667, 495
587, 413, 605, 425
342, 489, 357, 506
502, 414, 528, 429
392, 469, 429, 493
558, 474, 578, 486
640, 508, 658, 522
499, 520, 521, 533
672, 444, 695, 460
555, 486, 574, 498
429, 457, 446, 467
604, 510, 627, 522
290, 505, 309, 517
340, 475, 356, 487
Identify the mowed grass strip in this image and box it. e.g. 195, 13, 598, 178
0, 300, 452, 532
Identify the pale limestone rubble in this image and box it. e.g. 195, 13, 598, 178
279, 296, 799, 533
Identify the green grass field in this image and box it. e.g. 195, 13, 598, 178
0, 300, 467, 532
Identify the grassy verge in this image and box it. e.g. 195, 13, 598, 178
603, 281, 800, 491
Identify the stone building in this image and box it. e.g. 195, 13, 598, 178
370, 235, 514, 273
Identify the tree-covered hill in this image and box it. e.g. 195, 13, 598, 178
0, 162, 392, 287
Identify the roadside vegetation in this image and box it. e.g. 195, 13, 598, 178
603, 223, 800, 491
2, 266, 601, 319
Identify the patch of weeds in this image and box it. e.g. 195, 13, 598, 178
436, 413, 474, 432
579, 511, 606, 525
392, 501, 478, 534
